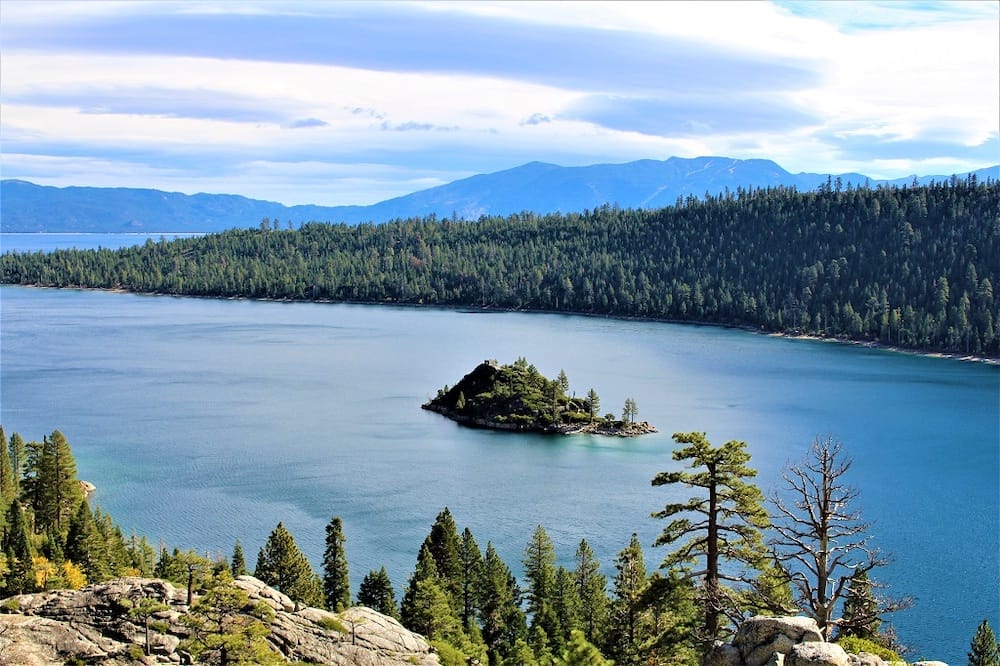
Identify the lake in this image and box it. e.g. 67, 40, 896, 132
1, 232, 204, 254
0, 284, 996, 661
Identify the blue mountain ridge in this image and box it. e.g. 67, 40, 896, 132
2, 156, 997, 233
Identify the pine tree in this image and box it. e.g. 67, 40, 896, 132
322, 516, 351, 610
2, 500, 36, 593
524, 525, 557, 620
423, 507, 463, 608
574, 539, 608, 646
358, 566, 399, 618
8, 432, 25, 492
231, 539, 248, 577
0, 426, 16, 511
839, 570, 880, 640
402, 542, 441, 630
255, 522, 323, 608
604, 533, 648, 666
585, 389, 600, 422
65, 499, 109, 583
478, 541, 526, 664
652, 432, 769, 647
968, 619, 1000, 666
24, 430, 83, 534
562, 629, 614, 666
551, 566, 581, 650
459, 527, 485, 629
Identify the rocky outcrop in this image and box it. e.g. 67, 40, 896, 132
710, 616, 943, 666
0, 576, 439, 666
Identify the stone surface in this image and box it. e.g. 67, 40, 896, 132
0, 576, 439, 666
788, 642, 850, 666
849, 653, 888, 666
705, 643, 744, 666
735, 616, 824, 666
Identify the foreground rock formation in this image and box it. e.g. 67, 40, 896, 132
0, 576, 440, 666
708, 616, 946, 666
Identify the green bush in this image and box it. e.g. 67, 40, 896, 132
836, 635, 901, 661
317, 615, 348, 633
430, 639, 468, 666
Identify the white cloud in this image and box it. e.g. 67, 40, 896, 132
0, 0, 996, 204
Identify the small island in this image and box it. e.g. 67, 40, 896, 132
422, 358, 657, 437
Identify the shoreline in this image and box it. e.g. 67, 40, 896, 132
6, 283, 998, 366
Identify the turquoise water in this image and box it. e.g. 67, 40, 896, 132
0, 285, 996, 661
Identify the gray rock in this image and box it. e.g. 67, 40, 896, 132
704, 643, 743, 666
788, 642, 850, 666
849, 652, 887, 666
735, 616, 824, 666
0, 576, 439, 666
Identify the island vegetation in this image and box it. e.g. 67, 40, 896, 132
3, 424, 995, 665
2, 179, 998, 358
421, 358, 655, 436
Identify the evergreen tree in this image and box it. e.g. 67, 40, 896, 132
459, 527, 485, 629
585, 389, 600, 422
24, 430, 83, 534
180, 583, 283, 665
968, 619, 1000, 666
0, 426, 16, 511
255, 522, 323, 608
551, 565, 581, 650
478, 541, 525, 664
839, 570, 880, 640
65, 499, 109, 582
2, 500, 36, 593
8, 432, 25, 491
651, 432, 769, 647
231, 539, 248, 577
358, 566, 399, 618
402, 542, 441, 630
322, 516, 351, 610
562, 629, 614, 666
524, 525, 557, 620
604, 533, 648, 666
423, 507, 463, 607
573, 539, 608, 646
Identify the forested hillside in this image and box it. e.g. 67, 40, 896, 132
3, 179, 997, 356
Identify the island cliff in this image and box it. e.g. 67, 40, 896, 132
422, 359, 656, 436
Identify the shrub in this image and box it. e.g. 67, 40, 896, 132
317, 615, 348, 633
836, 635, 901, 661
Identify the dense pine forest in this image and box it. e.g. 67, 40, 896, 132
3, 179, 998, 357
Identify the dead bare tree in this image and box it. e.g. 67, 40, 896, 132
770, 436, 910, 640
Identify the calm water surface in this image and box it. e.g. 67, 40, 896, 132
1, 232, 204, 253
1, 285, 996, 661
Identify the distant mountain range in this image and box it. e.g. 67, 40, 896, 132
2, 156, 997, 233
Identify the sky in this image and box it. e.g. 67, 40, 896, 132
1, 0, 997, 206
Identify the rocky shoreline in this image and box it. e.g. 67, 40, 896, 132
421, 402, 657, 437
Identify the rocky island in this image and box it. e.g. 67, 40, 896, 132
422, 358, 657, 436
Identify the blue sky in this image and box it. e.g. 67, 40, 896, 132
1, 1, 997, 206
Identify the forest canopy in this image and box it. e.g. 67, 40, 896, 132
3, 179, 997, 356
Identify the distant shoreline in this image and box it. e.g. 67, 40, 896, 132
6, 283, 998, 366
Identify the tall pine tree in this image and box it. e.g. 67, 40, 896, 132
358, 566, 398, 618
255, 522, 323, 608
322, 516, 350, 610
968, 619, 1000, 666
652, 432, 769, 647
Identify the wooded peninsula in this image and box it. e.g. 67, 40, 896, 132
2, 179, 998, 358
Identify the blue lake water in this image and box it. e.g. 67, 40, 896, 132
1, 233, 204, 253
0, 284, 996, 661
